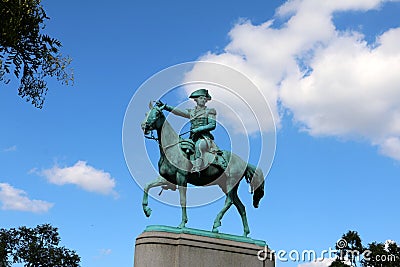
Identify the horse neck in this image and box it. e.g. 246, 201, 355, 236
156, 116, 180, 157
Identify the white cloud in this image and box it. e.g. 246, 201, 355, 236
298, 258, 350, 267
3, 145, 17, 152
0, 183, 53, 213
280, 27, 400, 159
183, 58, 277, 134
94, 248, 113, 260
187, 0, 400, 160
100, 248, 112, 255
41, 161, 117, 196
277, 0, 383, 17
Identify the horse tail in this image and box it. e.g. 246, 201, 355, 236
244, 164, 265, 208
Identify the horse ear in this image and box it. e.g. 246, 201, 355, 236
149, 101, 154, 109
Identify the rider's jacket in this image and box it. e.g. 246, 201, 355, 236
188, 106, 216, 142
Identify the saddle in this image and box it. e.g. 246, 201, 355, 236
179, 138, 227, 171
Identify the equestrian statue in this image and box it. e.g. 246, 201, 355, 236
141, 89, 265, 237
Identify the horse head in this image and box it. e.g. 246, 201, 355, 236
141, 101, 165, 135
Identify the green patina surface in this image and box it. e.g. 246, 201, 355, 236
144, 225, 266, 247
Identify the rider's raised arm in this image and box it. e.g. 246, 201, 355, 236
156, 100, 190, 118
165, 105, 190, 118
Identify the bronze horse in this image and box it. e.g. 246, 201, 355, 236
141, 102, 265, 237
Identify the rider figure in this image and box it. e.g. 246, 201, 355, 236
157, 89, 217, 173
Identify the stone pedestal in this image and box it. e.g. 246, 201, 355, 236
134, 225, 275, 267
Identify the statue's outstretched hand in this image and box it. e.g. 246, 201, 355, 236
155, 101, 175, 113
155, 100, 165, 109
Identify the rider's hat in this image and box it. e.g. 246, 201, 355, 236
189, 89, 211, 100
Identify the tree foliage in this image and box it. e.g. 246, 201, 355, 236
330, 260, 349, 267
335, 231, 364, 266
361, 241, 400, 267
330, 230, 400, 267
0, 224, 80, 267
0, 0, 73, 108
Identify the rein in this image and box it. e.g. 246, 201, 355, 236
144, 131, 158, 141
144, 129, 191, 150
143, 133, 181, 153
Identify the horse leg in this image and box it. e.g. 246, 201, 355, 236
142, 175, 169, 217
177, 172, 188, 228
232, 186, 250, 237
212, 182, 234, 233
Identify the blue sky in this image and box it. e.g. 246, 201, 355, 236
1, 1, 400, 266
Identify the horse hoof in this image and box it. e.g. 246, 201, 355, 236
143, 207, 152, 217
243, 228, 250, 237
212, 228, 219, 233
178, 219, 188, 228
213, 220, 221, 228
